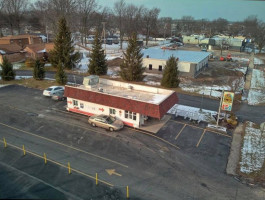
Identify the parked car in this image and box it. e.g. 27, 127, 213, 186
51, 90, 66, 101
88, 114, 124, 131
43, 86, 64, 97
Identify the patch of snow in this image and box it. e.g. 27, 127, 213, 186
248, 69, 265, 105
240, 121, 265, 173
15, 76, 32, 80
0, 84, 7, 88
233, 67, 247, 74
254, 58, 264, 65
12, 63, 24, 70
149, 94, 168, 104
231, 57, 249, 63
168, 104, 217, 123
180, 84, 231, 98
145, 81, 160, 86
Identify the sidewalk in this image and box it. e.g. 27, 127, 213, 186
226, 123, 243, 175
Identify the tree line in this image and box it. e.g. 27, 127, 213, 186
0, 0, 264, 51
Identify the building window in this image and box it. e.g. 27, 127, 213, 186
80, 103, 84, 109
149, 64, 152, 70
133, 113, 136, 120
125, 110, 137, 121
73, 100, 78, 106
159, 65, 162, 71
110, 108, 116, 115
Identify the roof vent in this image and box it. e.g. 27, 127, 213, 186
98, 87, 103, 92
83, 75, 99, 89
128, 85, 133, 90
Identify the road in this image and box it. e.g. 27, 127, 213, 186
0, 85, 264, 199
15, 70, 265, 124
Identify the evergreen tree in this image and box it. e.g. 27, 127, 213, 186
49, 17, 80, 70
119, 33, 145, 81
161, 56, 180, 88
88, 30, 108, 75
56, 62, 67, 85
0, 57, 15, 81
33, 59, 45, 80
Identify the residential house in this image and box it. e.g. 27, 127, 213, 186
0, 44, 25, 64
0, 35, 43, 48
24, 43, 54, 60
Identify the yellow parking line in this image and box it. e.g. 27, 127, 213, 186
171, 120, 204, 130
127, 127, 180, 150
175, 124, 186, 140
205, 129, 232, 138
0, 122, 128, 168
0, 140, 113, 187
171, 120, 231, 138
196, 129, 206, 148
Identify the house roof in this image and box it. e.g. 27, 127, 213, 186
0, 44, 22, 54
142, 47, 211, 63
24, 43, 54, 53
0, 34, 41, 40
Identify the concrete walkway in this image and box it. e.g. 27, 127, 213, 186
226, 123, 244, 175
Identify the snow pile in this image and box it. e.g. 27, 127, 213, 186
240, 121, 265, 173
233, 67, 247, 74
247, 69, 265, 105
168, 104, 217, 123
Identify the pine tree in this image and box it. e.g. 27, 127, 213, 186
0, 57, 15, 81
56, 62, 67, 85
88, 30, 108, 75
161, 56, 180, 88
49, 17, 80, 70
33, 59, 45, 80
119, 33, 145, 81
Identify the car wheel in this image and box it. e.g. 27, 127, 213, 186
92, 123, 96, 127
109, 127, 114, 132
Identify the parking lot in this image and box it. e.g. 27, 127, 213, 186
0, 85, 264, 200
157, 119, 232, 172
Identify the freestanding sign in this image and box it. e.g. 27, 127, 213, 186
221, 92, 234, 111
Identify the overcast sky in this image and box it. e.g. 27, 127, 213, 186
98, 0, 265, 21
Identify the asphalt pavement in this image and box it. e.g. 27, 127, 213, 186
0, 85, 264, 199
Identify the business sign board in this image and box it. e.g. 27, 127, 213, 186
221, 92, 234, 111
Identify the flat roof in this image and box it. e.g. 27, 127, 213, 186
142, 47, 211, 63
70, 78, 174, 105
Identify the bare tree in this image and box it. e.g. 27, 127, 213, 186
113, 0, 126, 49
255, 22, 265, 53
2, 0, 29, 34
244, 15, 259, 37
210, 18, 229, 35
143, 7, 160, 46
77, 0, 98, 46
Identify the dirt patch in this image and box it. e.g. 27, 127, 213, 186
107, 58, 123, 67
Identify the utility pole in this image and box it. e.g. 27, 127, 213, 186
46, 25, 49, 43
102, 22, 106, 54
216, 90, 224, 127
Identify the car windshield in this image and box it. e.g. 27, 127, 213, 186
46, 88, 53, 91
105, 116, 115, 124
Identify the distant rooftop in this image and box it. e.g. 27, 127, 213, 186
142, 47, 211, 63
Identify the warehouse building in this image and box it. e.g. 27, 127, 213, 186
142, 48, 211, 77
64, 76, 178, 128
